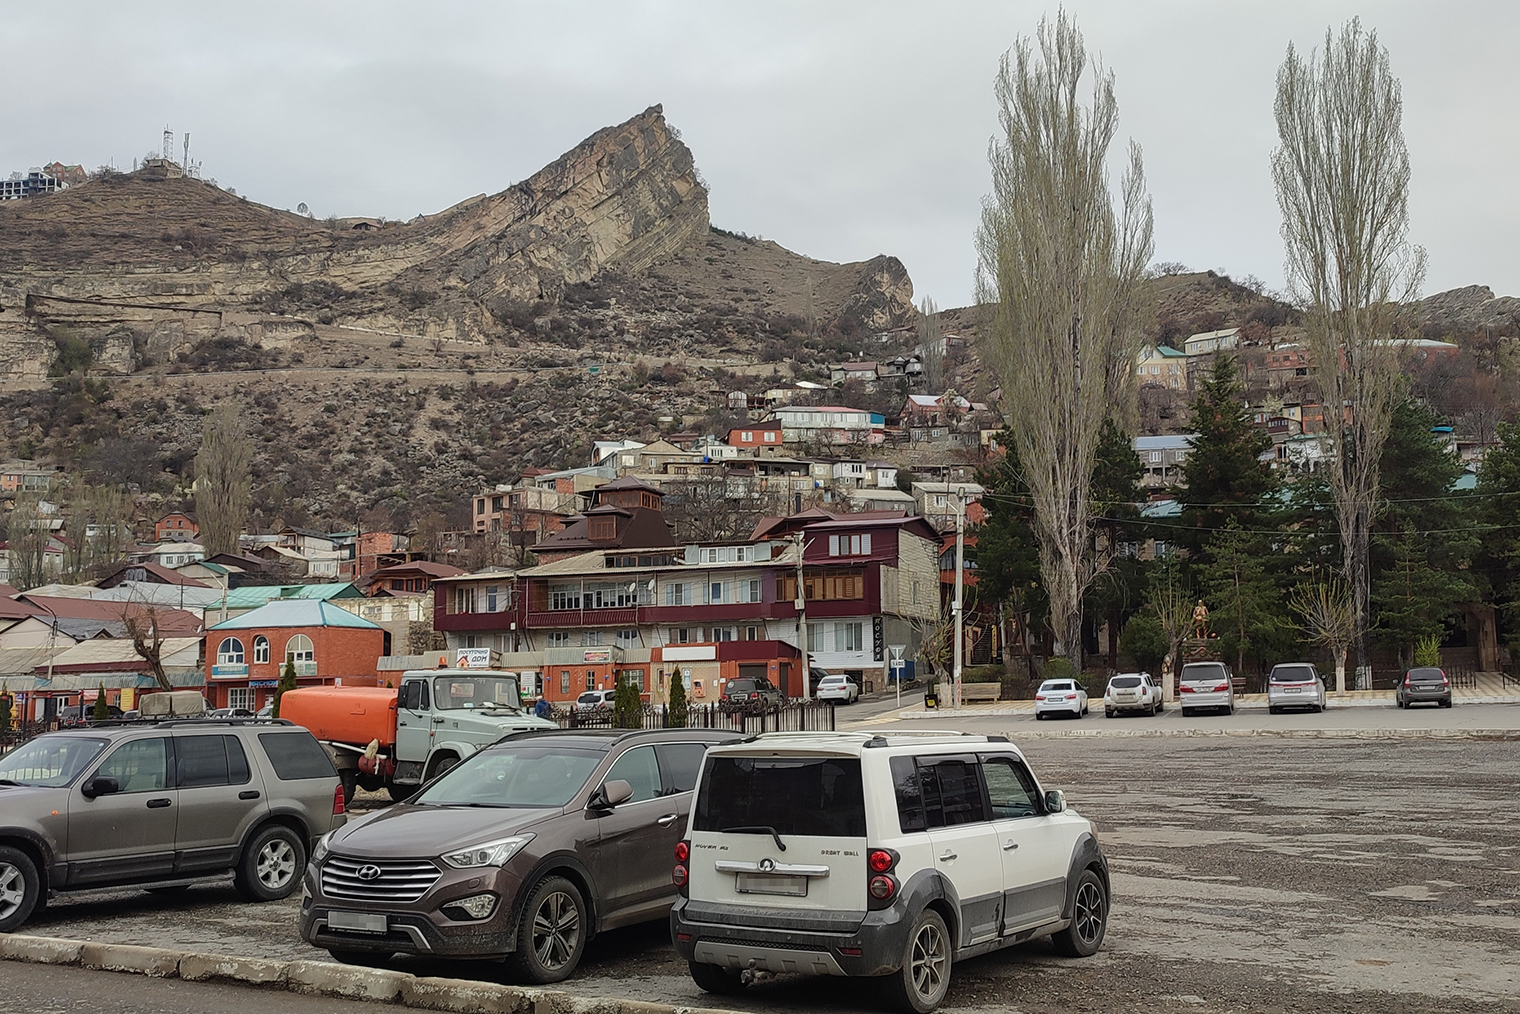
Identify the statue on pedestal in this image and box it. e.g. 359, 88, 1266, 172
1192, 599, 1211, 640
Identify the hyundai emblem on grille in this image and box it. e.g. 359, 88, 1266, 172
357, 865, 383, 881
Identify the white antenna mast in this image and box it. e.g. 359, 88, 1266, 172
182, 132, 190, 171
163, 125, 173, 162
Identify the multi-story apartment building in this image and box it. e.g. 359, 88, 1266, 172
433, 509, 940, 698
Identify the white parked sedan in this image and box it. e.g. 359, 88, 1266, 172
1267, 662, 1327, 713
815, 672, 860, 703
1034, 678, 1089, 719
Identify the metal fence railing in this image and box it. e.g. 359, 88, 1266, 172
554, 701, 836, 735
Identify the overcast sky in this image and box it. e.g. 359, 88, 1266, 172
4, 1, 1516, 308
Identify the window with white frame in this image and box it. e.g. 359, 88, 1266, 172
580, 630, 602, 647
285, 634, 314, 665
806, 623, 821, 653
547, 631, 570, 648
615, 629, 638, 647
228, 688, 250, 710
486, 585, 500, 612
216, 637, 245, 666
827, 533, 872, 556
253, 636, 270, 664
453, 586, 477, 614
710, 626, 736, 642
549, 584, 581, 610
665, 583, 686, 606
709, 581, 726, 604
835, 622, 864, 652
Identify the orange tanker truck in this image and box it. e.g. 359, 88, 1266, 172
279, 667, 555, 802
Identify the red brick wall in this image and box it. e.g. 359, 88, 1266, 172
206, 623, 386, 685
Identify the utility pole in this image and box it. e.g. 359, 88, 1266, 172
952, 487, 966, 710
794, 531, 810, 701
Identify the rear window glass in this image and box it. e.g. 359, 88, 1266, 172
1039, 681, 1074, 691
257, 732, 337, 780
1109, 676, 1142, 689
1407, 668, 1444, 679
1181, 664, 1228, 681
695, 756, 865, 837
727, 680, 758, 692
1270, 666, 1316, 682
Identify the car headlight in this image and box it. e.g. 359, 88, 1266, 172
441, 833, 534, 869
312, 830, 338, 864
442, 892, 499, 921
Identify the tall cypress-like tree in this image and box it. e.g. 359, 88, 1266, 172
1476, 422, 1520, 648
1085, 419, 1147, 667
1196, 519, 1296, 675
975, 435, 1047, 665
1176, 356, 1276, 564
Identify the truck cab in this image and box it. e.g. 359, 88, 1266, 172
392, 668, 557, 788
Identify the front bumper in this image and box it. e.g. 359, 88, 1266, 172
671, 898, 909, 978
299, 858, 526, 959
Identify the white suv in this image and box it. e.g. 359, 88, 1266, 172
669, 732, 1110, 1012
1104, 672, 1162, 717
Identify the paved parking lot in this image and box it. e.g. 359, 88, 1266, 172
16, 717, 1520, 1013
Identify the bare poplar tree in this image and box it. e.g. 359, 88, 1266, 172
976, 12, 1153, 672
1272, 19, 1424, 679
916, 297, 944, 393
194, 404, 254, 557
5, 492, 52, 591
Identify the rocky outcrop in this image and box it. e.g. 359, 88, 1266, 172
0, 106, 709, 357
835, 254, 915, 332
1420, 285, 1520, 336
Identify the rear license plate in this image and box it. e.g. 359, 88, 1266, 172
329, 910, 388, 934
735, 873, 808, 897
1283, 687, 1300, 693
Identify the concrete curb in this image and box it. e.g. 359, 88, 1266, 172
998, 727, 1520, 741
890, 695, 1520, 719
0, 933, 744, 1014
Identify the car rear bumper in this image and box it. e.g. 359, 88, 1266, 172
672, 898, 906, 977
1401, 689, 1452, 703
1105, 697, 1153, 712
1268, 691, 1322, 708
1179, 692, 1231, 708
1035, 700, 1083, 714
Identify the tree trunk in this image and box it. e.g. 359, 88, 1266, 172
1333, 647, 1347, 697
1348, 514, 1372, 680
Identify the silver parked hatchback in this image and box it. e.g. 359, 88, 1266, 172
0, 718, 345, 933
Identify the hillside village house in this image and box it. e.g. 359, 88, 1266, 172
205, 599, 386, 711
531, 477, 679, 564
1182, 327, 1241, 357
1134, 434, 1196, 488
1136, 343, 1189, 391
772, 405, 886, 446
910, 482, 987, 531
153, 511, 199, 543
726, 420, 784, 456
473, 483, 583, 540
0, 461, 55, 492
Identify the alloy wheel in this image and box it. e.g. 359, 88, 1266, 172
1073, 880, 1106, 945
0, 862, 24, 921
531, 890, 581, 970
256, 839, 297, 890
909, 919, 948, 1000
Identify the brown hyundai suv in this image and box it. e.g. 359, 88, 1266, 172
300, 727, 740, 983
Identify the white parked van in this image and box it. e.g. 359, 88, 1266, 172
669, 732, 1110, 1012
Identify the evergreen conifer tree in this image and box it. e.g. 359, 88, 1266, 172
666, 670, 689, 729
92, 683, 109, 723
273, 660, 297, 719
613, 673, 642, 730
1176, 356, 1276, 564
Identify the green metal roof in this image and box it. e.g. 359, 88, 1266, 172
221, 583, 362, 609
209, 599, 381, 631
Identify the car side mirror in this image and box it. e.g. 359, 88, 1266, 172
1044, 789, 1066, 814
82, 775, 119, 799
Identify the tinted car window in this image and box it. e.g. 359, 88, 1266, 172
416, 745, 604, 808
1109, 676, 1142, 689
891, 755, 926, 833
920, 757, 987, 828
227, 735, 250, 783
177, 735, 230, 788
0, 736, 105, 787
257, 732, 338, 780
656, 742, 708, 794
1270, 666, 1316, 682
604, 745, 661, 803
982, 756, 1040, 819
1040, 681, 1074, 692
727, 680, 758, 693
695, 756, 866, 837
1407, 668, 1445, 680
96, 737, 169, 793
1181, 663, 1228, 681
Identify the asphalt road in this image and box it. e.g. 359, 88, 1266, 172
15, 717, 1520, 1013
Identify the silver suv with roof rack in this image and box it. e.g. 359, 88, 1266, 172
670, 731, 1110, 1012
0, 717, 344, 933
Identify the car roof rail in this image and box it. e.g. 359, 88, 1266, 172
146, 718, 297, 729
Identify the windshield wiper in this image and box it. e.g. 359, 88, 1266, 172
0, 779, 23, 786
721, 825, 787, 852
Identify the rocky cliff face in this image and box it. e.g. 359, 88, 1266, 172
1419, 285, 1520, 337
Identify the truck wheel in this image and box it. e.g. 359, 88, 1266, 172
0, 846, 41, 933
689, 961, 746, 994
880, 907, 951, 1013
234, 825, 306, 902
509, 876, 586, 984
425, 753, 459, 782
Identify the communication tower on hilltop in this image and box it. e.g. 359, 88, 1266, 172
163, 126, 173, 163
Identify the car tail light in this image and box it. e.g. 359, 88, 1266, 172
1179, 684, 1194, 693
868, 848, 896, 874
332, 783, 345, 816
672, 864, 688, 887
869, 875, 897, 900
674, 840, 690, 863
1213, 682, 1230, 693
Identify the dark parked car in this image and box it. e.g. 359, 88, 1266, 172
1396, 667, 1452, 708
0, 719, 346, 933
719, 677, 783, 707
300, 728, 741, 983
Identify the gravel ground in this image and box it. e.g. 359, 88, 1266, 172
19, 734, 1520, 1013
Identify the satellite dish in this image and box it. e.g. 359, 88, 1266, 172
296, 202, 310, 216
